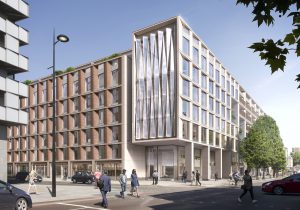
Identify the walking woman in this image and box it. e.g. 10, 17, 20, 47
238, 170, 257, 203
130, 169, 140, 198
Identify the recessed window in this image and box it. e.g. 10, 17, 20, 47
182, 99, 190, 117
182, 79, 190, 97
182, 58, 189, 76
182, 37, 189, 56
193, 105, 199, 122
192, 67, 199, 84
193, 47, 199, 65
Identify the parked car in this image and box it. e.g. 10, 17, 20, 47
71, 171, 95, 184
15, 172, 43, 183
0, 180, 32, 210
262, 173, 300, 195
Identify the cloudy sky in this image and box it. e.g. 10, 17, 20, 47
18, 0, 300, 152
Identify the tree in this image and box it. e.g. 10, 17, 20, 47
236, 0, 300, 88
291, 151, 300, 166
240, 115, 286, 177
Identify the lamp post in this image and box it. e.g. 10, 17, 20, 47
51, 31, 69, 197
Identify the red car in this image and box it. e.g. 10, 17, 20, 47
262, 173, 300, 195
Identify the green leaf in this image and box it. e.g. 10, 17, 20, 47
283, 33, 296, 45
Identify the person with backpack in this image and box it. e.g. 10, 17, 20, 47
98, 170, 111, 208
119, 169, 127, 199
152, 170, 158, 185
238, 170, 257, 204
130, 169, 140, 198
233, 171, 240, 186
196, 170, 201, 186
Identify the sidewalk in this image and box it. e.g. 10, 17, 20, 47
13, 178, 274, 205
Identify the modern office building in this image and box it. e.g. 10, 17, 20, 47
0, 0, 29, 181
7, 16, 264, 180
292, 147, 300, 153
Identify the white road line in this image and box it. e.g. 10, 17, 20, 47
56, 202, 109, 210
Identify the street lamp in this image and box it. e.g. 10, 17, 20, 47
51, 31, 69, 197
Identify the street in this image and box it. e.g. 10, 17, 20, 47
32, 183, 300, 210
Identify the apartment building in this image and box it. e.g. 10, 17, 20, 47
0, 0, 29, 181
7, 16, 264, 180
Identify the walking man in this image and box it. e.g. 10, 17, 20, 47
27, 170, 38, 194
99, 170, 111, 208
152, 170, 158, 185
182, 170, 187, 183
130, 169, 140, 198
191, 171, 196, 186
238, 170, 257, 204
119, 169, 127, 199
196, 170, 201, 186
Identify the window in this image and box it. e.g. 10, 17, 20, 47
192, 67, 199, 84
112, 126, 120, 142
74, 80, 79, 95
193, 86, 199, 102
209, 63, 214, 78
215, 69, 220, 83
221, 90, 225, 103
99, 92, 104, 107
215, 117, 220, 130
209, 80, 214, 94
182, 79, 189, 97
193, 47, 199, 65
215, 133, 220, 146
209, 97, 214, 112
227, 80, 230, 92
112, 107, 120, 123
201, 127, 207, 143
221, 120, 225, 132
99, 146, 106, 159
182, 99, 189, 117
182, 58, 189, 76
63, 132, 67, 145
227, 108, 230, 121
221, 105, 225, 118
182, 120, 189, 139
98, 74, 104, 89
193, 124, 198, 141
201, 56, 207, 72
74, 114, 79, 127
209, 113, 214, 128
85, 77, 91, 92
112, 88, 120, 104
182, 37, 189, 56
86, 147, 92, 159
86, 129, 91, 144
99, 128, 104, 143
201, 74, 207, 89
201, 91, 207, 107
74, 131, 79, 144
215, 85, 220, 99
42, 89, 47, 102
86, 112, 92, 126
63, 78, 68, 97
231, 85, 234, 96
209, 130, 214, 145
216, 101, 220, 115
201, 109, 207, 125
226, 95, 230, 107
86, 94, 91, 109
74, 97, 79, 111
63, 116, 68, 129
63, 100, 67, 113
112, 69, 119, 86
99, 110, 104, 124
221, 75, 225, 89
193, 105, 199, 122
112, 145, 121, 159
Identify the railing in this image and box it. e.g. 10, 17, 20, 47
0, 47, 28, 71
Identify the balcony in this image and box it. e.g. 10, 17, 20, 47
0, 47, 28, 72
0, 17, 29, 45
0, 0, 29, 21
0, 76, 28, 97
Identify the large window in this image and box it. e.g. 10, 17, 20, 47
221, 90, 225, 103
193, 105, 199, 122
221, 105, 225, 118
74, 80, 79, 95
63, 100, 67, 113
112, 126, 120, 142
63, 116, 68, 129
99, 110, 104, 124
112, 88, 120, 104
86, 112, 92, 126
182, 37, 189, 56
209, 130, 214, 145
112, 145, 121, 159
98, 74, 104, 89
209, 113, 214, 128
85, 77, 91, 92
112, 69, 119, 86
99, 128, 104, 144
74, 131, 79, 144
215, 69, 220, 83
215, 85, 220, 99
112, 107, 120, 123
209, 80, 214, 94
182, 58, 189, 76
193, 124, 198, 141
192, 67, 199, 84
226, 95, 231, 107
201, 56, 207, 72
86, 94, 92, 109
74, 97, 79, 111
221, 75, 225, 89
193, 86, 199, 102
201, 127, 207, 143
182, 79, 190, 97
99, 92, 104, 107
74, 114, 79, 127
182, 99, 190, 117
209, 97, 214, 112
216, 101, 220, 115
215, 117, 220, 130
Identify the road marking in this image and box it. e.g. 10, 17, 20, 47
56, 202, 109, 210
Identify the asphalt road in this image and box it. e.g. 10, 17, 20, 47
32, 184, 300, 210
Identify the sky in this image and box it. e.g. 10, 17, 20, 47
18, 0, 300, 152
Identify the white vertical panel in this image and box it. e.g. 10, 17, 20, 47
19, 0, 29, 16
6, 49, 18, 66
0, 76, 5, 91
0, 106, 5, 121
0, 17, 5, 32
19, 27, 29, 43
6, 107, 18, 123
5, 92, 19, 109
0, 47, 5, 62
6, 0, 19, 11
19, 54, 28, 70
18, 82, 28, 97
6, 20, 18, 38
6, 77, 19, 95
6, 34, 19, 53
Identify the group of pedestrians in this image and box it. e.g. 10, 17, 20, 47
96, 168, 140, 209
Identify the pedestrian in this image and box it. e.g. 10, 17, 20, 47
130, 169, 140, 198
233, 171, 240, 186
196, 170, 201, 186
152, 170, 158, 185
190, 171, 196, 186
94, 169, 102, 189
119, 169, 127, 199
182, 170, 187, 183
238, 170, 257, 204
215, 172, 218, 181
98, 170, 111, 208
27, 170, 38, 194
